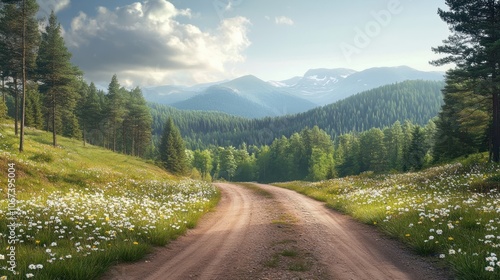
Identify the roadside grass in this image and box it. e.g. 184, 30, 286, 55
236, 183, 274, 198
276, 156, 500, 279
0, 121, 220, 280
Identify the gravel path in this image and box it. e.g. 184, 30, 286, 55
102, 183, 452, 280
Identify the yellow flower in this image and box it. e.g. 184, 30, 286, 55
133, 242, 139, 245
405, 234, 411, 237
105, 217, 110, 222
1, 276, 7, 280
373, 221, 377, 225
35, 240, 40, 245
448, 237, 454, 241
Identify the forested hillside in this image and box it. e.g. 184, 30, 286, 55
151, 80, 445, 149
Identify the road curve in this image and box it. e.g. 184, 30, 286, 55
103, 183, 451, 280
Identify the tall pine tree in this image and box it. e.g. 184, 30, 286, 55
36, 11, 81, 147
159, 117, 187, 174
432, 0, 500, 161
0, 0, 39, 151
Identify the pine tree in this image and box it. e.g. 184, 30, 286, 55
24, 82, 42, 128
105, 74, 126, 152
433, 72, 489, 161
404, 127, 428, 171
431, 0, 500, 161
0, 0, 40, 151
78, 82, 103, 146
36, 11, 80, 147
159, 117, 187, 174
124, 87, 152, 157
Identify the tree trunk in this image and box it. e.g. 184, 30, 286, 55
52, 91, 56, 147
14, 77, 18, 136
492, 91, 500, 162
82, 123, 86, 147
1, 76, 5, 103
19, 0, 26, 152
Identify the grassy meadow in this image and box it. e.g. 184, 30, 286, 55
276, 156, 500, 280
0, 121, 220, 279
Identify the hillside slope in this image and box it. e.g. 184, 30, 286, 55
0, 121, 219, 280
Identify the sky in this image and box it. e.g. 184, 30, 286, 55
36, 0, 452, 88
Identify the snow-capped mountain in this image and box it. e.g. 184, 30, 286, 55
270, 66, 444, 105
142, 66, 445, 118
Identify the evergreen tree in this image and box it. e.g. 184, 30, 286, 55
431, 0, 500, 161
359, 128, 386, 173
404, 126, 428, 171
159, 117, 187, 174
36, 11, 80, 147
105, 74, 126, 152
24, 82, 42, 128
0, 0, 39, 151
123, 87, 152, 156
384, 121, 404, 171
433, 72, 490, 161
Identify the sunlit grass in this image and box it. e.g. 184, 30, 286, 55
0, 121, 220, 279
276, 158, 500, 279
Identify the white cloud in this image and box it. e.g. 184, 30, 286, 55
37, 0, 71, 17
275, 16, 294, 26
65, 0, 251, 86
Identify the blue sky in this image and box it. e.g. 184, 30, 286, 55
36, 0, 452, 87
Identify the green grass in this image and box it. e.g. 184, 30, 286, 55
236, 183, 274, 198
276, 158, 500, 279
0, 121, 220, 279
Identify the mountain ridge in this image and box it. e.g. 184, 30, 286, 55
143, 66, 445, 118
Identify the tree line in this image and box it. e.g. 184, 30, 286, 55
0, 2, 152, 157
158, 119, 436, 182
149, 80, 445, 150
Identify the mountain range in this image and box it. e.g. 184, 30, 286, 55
143, 66, 445, 119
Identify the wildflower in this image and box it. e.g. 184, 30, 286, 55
133, 242, 139, 245
436, 229, 443, 235
45, 249, 51, 253
29, 264, 36, 270
35, 240, 40, 245
36, 264, 43, 269
26, 273, 34, 278
1, 276, 7, 280
439, 254, 445, 259
50, 242, 57, 247
0, 254, 4, 260
405, 234, 411, 237
449, 249, 456, 255
485, 266, 495, 272
448, 237, 454, 241
429, 236, 435, 240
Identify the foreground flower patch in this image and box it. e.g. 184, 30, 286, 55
0, 179, 219, 280
278, 162, 500, 279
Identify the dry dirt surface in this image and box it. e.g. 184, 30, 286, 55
102, 183, 453, 280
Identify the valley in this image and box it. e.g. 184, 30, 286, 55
143, 66, 444, 118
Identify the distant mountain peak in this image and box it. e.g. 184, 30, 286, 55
303, 68, 357, 79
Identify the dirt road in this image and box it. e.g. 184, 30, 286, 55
103, 183, 452, 280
